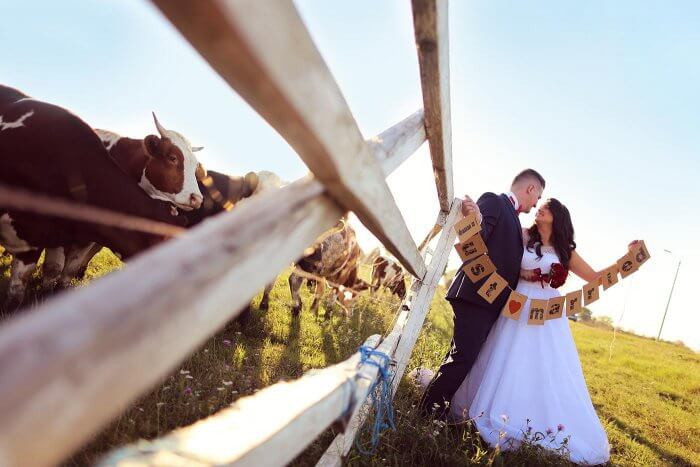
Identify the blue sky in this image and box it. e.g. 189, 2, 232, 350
1, 1, 698, 350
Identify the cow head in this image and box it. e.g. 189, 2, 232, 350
140, 113, 204, 211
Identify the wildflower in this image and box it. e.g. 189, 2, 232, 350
432, 430, 440, 436
162, 386, 170, 391
546, 427, 553, 435
179, 370, 190, 375
204, 349, 209, 353
500, 414, 509, 423
156, 402, 165, 408
183, 387, 193, 395
223, 339, 232, 347
222, 380, 233, 386
185, 375, 194, 380
557, 423, 565, 432
217, 387, 225, 391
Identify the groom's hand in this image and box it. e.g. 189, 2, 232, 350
461, 195, 482, 223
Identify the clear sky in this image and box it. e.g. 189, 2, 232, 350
1, 1, 697, 350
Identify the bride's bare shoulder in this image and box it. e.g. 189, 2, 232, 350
522, 228, 530, 242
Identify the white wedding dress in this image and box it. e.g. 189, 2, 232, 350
448, 245, 610, 465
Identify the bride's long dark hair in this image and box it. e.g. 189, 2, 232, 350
526, 198, 576, 269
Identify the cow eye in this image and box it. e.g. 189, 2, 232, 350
168, 154, 177, 163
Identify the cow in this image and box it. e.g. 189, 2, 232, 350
371, 255, 406, 300
278, 219, 369, 319
0, 84, 187, 309
185, 169, 283, 226
6, 111, 207, 300
37, 122, 209, 292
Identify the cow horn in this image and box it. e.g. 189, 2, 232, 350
152, 112, 168, 138
192, 146, 204, 152
244, 171, 259, 196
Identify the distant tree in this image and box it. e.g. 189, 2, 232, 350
579, 307, 593, 321
597, 315, 614, 326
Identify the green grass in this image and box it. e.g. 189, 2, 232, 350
0, 248, 698, 466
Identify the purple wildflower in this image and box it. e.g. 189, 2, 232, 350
183, 386, 193, 396
557, 423, 565, 432
222, 339, 232, 347
546, 427, 553, 435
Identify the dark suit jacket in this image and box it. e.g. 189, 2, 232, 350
446, 193, 524, 311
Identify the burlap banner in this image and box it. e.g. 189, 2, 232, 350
454, 214, 650, 326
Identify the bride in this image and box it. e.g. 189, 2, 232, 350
446, 198, 614, 464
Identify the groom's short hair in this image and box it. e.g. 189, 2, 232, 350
512, 169, 545, 189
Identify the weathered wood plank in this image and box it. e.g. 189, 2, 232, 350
152, 0, 426, 278
0, 113, 424, 467
99, 335, 382, 467
392, 199, 460, 393
318, 200, 460, 466
369, 109, 426, 177
412, 0, 454, 212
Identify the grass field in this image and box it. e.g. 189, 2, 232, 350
1, 249, 698, 466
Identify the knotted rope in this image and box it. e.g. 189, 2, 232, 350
355, 345, 396, 455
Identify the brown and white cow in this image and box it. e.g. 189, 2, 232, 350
15, 114, 206, 297
371, 255, 406, 300
0, 84, 186, 309
37, 121, 208, 292
278, 219, 369, 319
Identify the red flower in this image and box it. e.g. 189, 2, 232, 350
549, 263, 569, 288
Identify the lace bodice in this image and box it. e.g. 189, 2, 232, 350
521, 244, 560, 275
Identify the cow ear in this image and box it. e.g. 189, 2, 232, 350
144, 134, 161, 158
195, 163, 207, 180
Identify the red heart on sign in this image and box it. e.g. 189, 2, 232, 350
508, 300, 521, 314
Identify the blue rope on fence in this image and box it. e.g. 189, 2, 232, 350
355, 345, 396, 455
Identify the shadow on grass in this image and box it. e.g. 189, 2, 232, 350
606, 414, 694, 467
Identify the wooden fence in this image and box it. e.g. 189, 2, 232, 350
0, 1, 457, 465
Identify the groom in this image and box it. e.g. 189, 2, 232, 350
420, 169, 546, 418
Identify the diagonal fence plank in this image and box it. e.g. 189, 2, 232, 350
152, 0, 426, 279
0, 112, 426, 467
412, 0, 454, 212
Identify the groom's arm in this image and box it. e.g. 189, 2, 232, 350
476, 193, 502, 243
